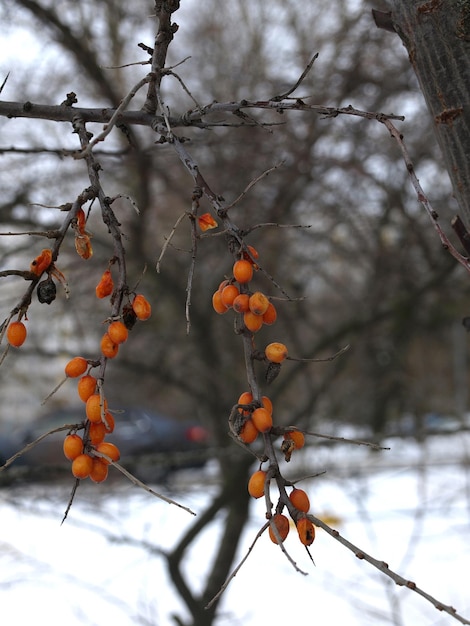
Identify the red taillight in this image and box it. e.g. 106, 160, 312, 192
185, 426, 209, 443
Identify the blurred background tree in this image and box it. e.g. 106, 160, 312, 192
1, 1, 469, 624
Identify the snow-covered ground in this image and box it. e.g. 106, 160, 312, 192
1, 433, 469, 626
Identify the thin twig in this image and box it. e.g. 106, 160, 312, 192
0, 423, 83, 471
156, 211, 188, 272
380, 117, 470, 275
226, 162, 285, 211
286, 344, 350, 363
78, 74, 153, 156
271, 53, 319, 101
92, 450, 196, 515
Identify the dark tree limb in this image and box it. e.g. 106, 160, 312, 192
381, 1, 470, 222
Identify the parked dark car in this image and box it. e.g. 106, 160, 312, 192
0, 406, 210, 482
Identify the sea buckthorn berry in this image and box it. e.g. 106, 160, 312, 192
233, 259, 253, 284
238, 391, 253, 417
71, 453, 93, 479
30, 248, 52, 276
243, 311, 263, 333
65, 356, 88, 378
269, 514, 290, 544
238, 391, 253, 406
243, 245, 259, 266
261, 395, 273, 414
90, 458, 109, 483
6, 321, 27, 347
88, 422, 107, 446
248, 469, 267, 499
75, 234, 93, 260
239, 419, 258, 444
77, 375, 97, 403
251, 407, 273, 433
100, 333, 119, 359
76, 208, 86, 234
221, 284, 240, 308
122, 303, 137, 330
96, 441, 120, 465
262, 302, 277, 325
86, 394, 108, 424
249, 292, 270, 316
132, 294, 151, 320
265, 342, 288, 363
296, 516, 315, 546
212, 290, 229, 314
232, 293, 250, 313
63, 434, 84, 461
198, 212, 218, 232
289, 488, 310, 513
95, 269, 114, 299
284, 430, 305, 450
107, 321, 128, 345
217, 279, 229, 292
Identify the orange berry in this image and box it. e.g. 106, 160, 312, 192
220, 284, 240, 308
96, 441, 120, 464
238, 391, 253, 405
243, 245, 259, 266
95, 269, 114, 299
269, 513, 290, 544
296, 516, 315, 546
75, 234, 93, 260
243, 311, 263, 333
233, 259, 253, 284
100, 333, 119, 359
71, 453, 93, 479
261, 395, 273, 415
86, 394, 108, 424
249, 291, 270, 316
217, 279, 229, 292
248, 469, 267, 499
289, 488, 310, 513
237, 391, 253, 416
65, 356, 88, 378
251, 407, 273, 433
77, 375, 97, 403
232, 293, 250, 313
132, 294, 151, 320
212, 290, 229, 314
239, 419, 259, 444
63, 434, 84, 461
262, 302, 277, 325
284, 430, 305, 450
6, 321, 27, 347
197, 212, 218, 232
30, 248, 52, 275
89, 458, 109, 483
88, 421, 107, 445
107, 321, 128, 344
265, 342, 288, 363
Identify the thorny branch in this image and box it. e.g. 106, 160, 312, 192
0, 8, 469, 624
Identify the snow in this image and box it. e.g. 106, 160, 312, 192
1, 434, 469, 626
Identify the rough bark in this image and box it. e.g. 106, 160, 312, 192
382, 1, 470, 223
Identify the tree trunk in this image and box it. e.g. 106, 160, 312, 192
382, 1, 470, 224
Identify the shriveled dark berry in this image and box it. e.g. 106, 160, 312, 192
37, 276, 57, 304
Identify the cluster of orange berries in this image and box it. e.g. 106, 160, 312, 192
59, 289, 152, 481
211, 244, 312, 549
62, 356, 119, 482
248, 468, 315, 546
212, 248, 277, 332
